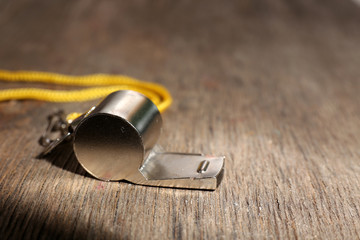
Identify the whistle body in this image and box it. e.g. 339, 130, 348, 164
41, 91, 225, 190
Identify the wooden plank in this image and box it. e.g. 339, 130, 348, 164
0, 0, 359, 239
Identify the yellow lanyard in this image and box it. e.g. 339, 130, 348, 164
0, 70, 172, 120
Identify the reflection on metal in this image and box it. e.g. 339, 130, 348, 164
39, 90, 225, 190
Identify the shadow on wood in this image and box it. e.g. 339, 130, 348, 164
38, 141, 90, 178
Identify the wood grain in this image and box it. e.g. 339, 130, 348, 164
0, 0, 360, 239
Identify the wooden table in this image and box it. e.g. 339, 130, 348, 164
0, 0, 359, 239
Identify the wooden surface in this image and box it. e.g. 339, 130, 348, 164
0, 0, 360, 239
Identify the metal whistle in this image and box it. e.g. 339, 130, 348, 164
39, 90, 224, 190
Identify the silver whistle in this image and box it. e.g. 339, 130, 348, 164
39, 90, 224, 190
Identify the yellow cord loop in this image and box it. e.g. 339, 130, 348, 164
0, 70, 172, 114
